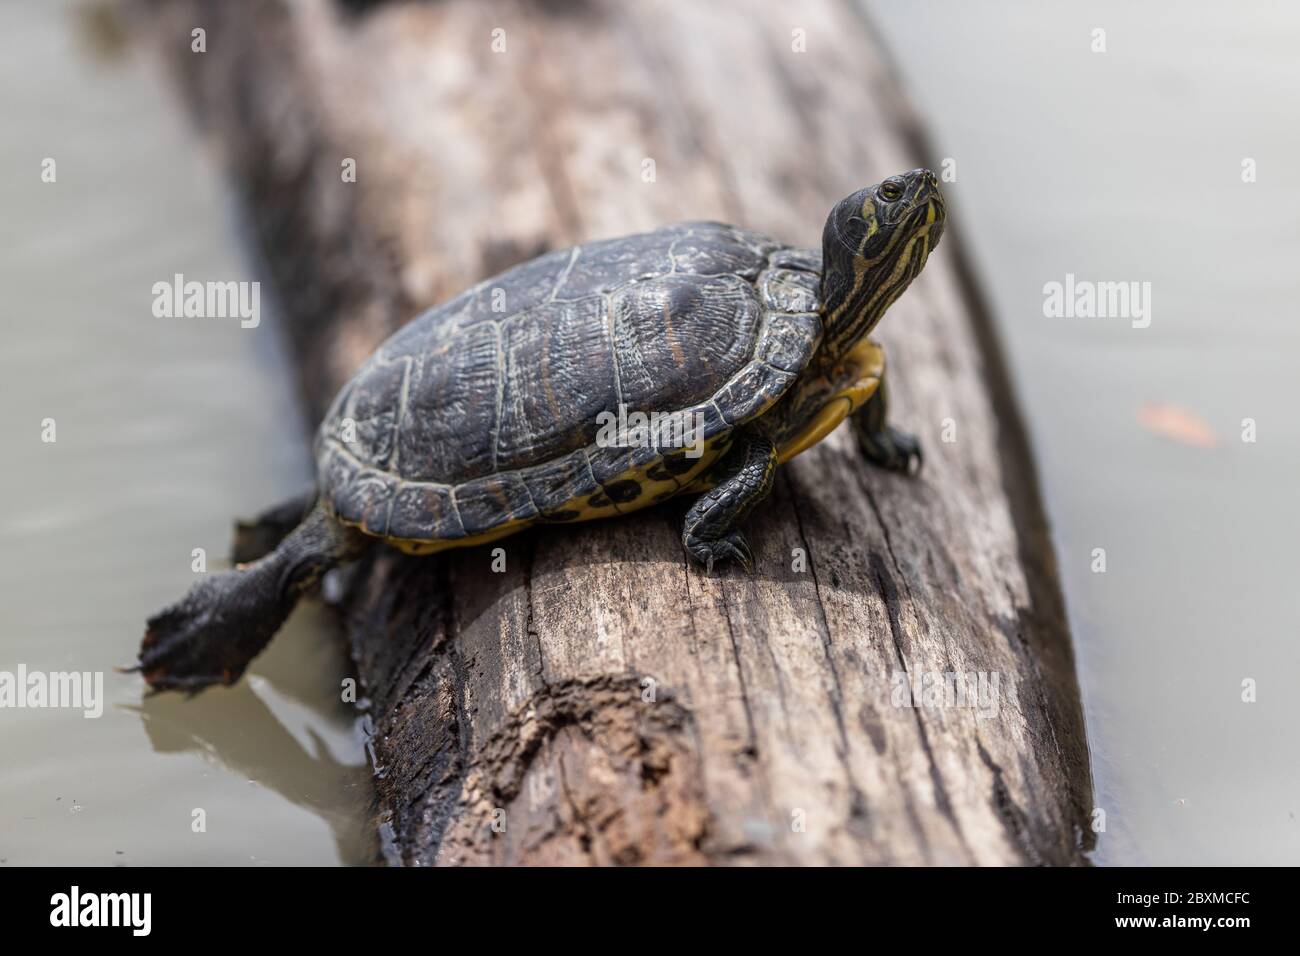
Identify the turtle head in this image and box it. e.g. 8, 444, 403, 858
818, 169, 945, 361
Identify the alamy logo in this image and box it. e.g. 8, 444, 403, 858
1042, 273, 1151, 328
595, 404, 706, 459
151, 273, 260, 328
0, 665, 103, 718
50, 886, 151, 936
890, 670, 1002, 719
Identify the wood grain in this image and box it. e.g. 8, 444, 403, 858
145, 0, 1093, 865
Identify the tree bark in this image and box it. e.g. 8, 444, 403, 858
145, 0, 1094, 865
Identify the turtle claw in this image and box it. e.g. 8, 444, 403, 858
858, 424, 923, 476
894, 431, 923, 476
729, 533, 755, 572
685, 530, 754, 574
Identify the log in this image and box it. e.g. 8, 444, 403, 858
144, 0, 1094, 865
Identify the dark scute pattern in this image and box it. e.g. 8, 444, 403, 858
697, 221, 777, 255
669, 223, 775, 278
375, 222, 772, 355
330, 468, 397, 536
714, 362, 799, 425
455, 474, 537, 534
760, 268, 821, 315
346, 222, 782, 488
611, 274, 762, 413
342, 356, 408, 471
355, 475, 398, 537
768, 247, 822, 273
317, 444, 353, 505
558, 230, 676, 294
587, 441, 664, 487
378, 246, 576, 357
586, 445, 637, 487
695, 401, 731, 442
495, 295, 617, 471
319, 379, 355, 446
388, 483, 464, 542
321, 442, 399, 537
461, 246, 581, 324
524, 449, 600, 515
757, 311, 822, 372
399, 322, 500, 483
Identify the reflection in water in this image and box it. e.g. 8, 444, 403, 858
0, 0, 373, 864
132, 668, 371, 866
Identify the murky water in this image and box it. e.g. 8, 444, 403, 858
866, 0, 1300, 864
0, 1, 371, 865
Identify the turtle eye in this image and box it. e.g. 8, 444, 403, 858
879, 180, 904, 202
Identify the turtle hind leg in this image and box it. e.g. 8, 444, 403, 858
852, 376, 922, 475
682, 429, 778, 573
132, 502, 368, 693
231, 488, 318, 564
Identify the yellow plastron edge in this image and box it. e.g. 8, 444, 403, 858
776, 338, 884, 464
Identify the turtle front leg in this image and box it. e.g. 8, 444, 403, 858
682, 429, 778, 573
852, 375, 922, 475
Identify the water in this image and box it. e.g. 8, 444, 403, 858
0, 1, 371, 865
866, 0, 1300, 864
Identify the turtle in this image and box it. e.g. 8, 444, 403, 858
132, 168, 946, 692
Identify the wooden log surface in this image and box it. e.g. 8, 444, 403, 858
143, 0, 1093, 865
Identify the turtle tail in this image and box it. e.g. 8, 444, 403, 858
128, 501, 368, 693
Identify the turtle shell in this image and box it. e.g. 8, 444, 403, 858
316, 222, 824, 550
